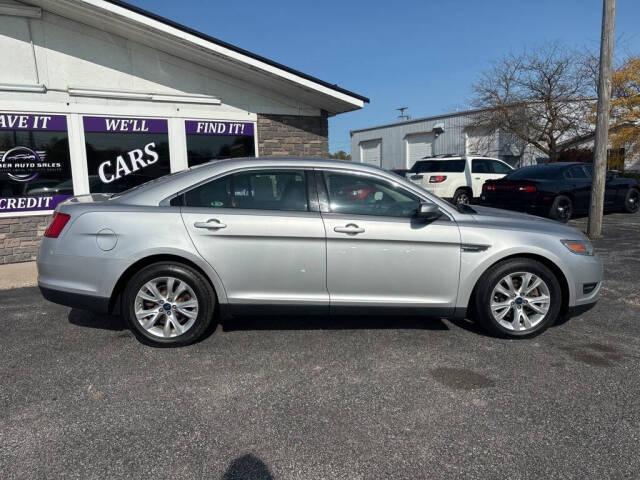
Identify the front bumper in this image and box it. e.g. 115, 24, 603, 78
565, 251, 603, 307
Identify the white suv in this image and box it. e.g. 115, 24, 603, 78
406, 155, 514, 204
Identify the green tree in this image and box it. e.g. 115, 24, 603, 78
327, 150, 351, 160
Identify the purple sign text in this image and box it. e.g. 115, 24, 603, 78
185, 120, 254, 136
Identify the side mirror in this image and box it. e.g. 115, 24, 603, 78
415, 202, 442, 220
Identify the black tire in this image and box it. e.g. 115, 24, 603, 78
623, 187, 640, 214
549, 195, 572, 223
122, 262, 216, 347
453, 188, 472, 205
473, 258, 562, 338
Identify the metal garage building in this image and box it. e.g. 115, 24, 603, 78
0, 0, 367, 264
351, 108, 640, 173
351, 109, 542, 171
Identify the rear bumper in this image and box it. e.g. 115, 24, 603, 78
39, 285, 110, 314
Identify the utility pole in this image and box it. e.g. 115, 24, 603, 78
587, 0, 616, 237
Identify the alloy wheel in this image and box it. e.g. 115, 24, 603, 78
134, 276, 199, 338
456, 192, 470, 205
490, 271, 551, 332
556, 198, 572, 221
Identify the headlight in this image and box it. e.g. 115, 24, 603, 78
561, 239, 594, 256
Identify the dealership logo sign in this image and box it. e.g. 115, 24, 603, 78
0, 146, 61, 182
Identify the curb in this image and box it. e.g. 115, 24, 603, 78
0, 261, 38, 290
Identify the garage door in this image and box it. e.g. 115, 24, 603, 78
406, 132, 434, 167
360, 139, 381, 167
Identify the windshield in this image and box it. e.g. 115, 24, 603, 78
506, 165, 562, 180
410, 159, 466, 173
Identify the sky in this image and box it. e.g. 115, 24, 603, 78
127, 0, 640, 154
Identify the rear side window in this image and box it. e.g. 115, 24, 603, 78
174, 170, 309, 211
410, 160, 465, 173
566, 166, 589, 179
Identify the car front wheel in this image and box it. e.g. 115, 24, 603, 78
123, 262, 216, 347
474, 259, 562, 338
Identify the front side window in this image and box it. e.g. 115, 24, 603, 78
323, 171, 420, 218
490, 160, 512, 174
0, 113, 72, 214
83, 116, 171, 194
180, 170, 308, 212
185, 120, 255, 167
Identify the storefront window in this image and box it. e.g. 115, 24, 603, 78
83, 116, 171, 193
0, 113, 72, 214
185, 120, 255, 167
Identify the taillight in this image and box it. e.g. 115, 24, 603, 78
429, 175, 447, 183
482, 183, 536, 193
44, 212, 71, 238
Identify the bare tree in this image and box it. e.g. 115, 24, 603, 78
471, 43, 594, 162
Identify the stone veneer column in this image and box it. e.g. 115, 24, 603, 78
257, 113, 329, 157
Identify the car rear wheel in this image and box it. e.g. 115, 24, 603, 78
453, 188, 472, 205
474, 259, 562, 338
623, 187, 640, 213
549, 195, 572, 223
123, 262, 216, 347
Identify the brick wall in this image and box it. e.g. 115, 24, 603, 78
0, 215, 50, 264
257, 113, 328, 157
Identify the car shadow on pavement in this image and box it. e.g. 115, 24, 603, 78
221, 314, 450, 332
68, 308, 126, 331
221, 453, 274, 480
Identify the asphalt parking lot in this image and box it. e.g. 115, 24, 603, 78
1, 213, 639, 479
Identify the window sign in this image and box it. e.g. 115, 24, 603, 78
0, 113, 72, 214
83, 116, 171, 193
185, 120, 255, 167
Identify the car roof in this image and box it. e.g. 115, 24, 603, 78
417, 156, 502, 161
518, 162, 585, 169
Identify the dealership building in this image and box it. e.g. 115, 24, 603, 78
0, 0, 367, 264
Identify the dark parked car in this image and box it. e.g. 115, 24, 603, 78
480, 162, 640, 222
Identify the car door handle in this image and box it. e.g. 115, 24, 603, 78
194, 219, 227, 229
474, 177, 481, 180
334, 224, 365, 234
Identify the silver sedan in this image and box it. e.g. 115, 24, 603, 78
37, 158, 602, 346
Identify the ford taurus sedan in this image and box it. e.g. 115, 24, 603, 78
37, 158, 602, 346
